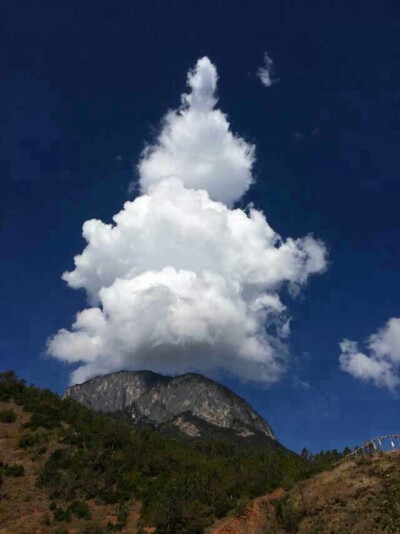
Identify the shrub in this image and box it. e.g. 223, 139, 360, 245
100, 489, 119, 505
19, 433, 38, 448
376, 479, 400, 534
79, 522, 105, 534
106, 522, 122, 532
234, 496, 250, 516
53, 508, 65, 522
40, 512, 51, 526
25, 409, 61, 430
0, 371, 25, 402
274, 497, 304, 533
0, 408, 16, 423
68, 500, 91, 519
53, 508, 71, 522
55, 528, 69, 534
102, 505, 129, 531
356, 455, 372, 467
117, 505, 128, 523
4, 464, 24, 477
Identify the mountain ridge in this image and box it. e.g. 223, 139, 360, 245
64, 369, 276, 441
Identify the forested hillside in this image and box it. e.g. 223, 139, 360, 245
0, 372, 347, 533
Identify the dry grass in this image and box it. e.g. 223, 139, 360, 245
211, 488, 284, 534
211, 450, 400, 534
0, 402, 141, 533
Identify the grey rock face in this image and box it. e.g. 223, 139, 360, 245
64, 370, 276, 440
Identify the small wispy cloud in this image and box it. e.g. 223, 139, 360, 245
292, 376, 311, 390
292, 127, 320, 143
257, 52, 279, 88
339, 318, 400, 391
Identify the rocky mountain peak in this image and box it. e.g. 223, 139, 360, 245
65, 370, 276, 441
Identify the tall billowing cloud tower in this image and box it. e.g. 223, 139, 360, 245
48, 57, 327, 385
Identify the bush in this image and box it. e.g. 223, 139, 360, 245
117, 505, 128, 524
376, 479, 400, 534
102, 505, 129, 531
106, 522, 122, 532
0, 371, 25, 402
68, 500, 91, 519
79, 522, 105, 534
234, 496, 250, 516
55, 528, 69, 534
356, 455, 372, 467
19, 433, 38, 448
4, 464, 24, 477
53, 508, 71, 522
40, 512, 51, 526
25, 409, 61, 430
0, 408, 16, 423
274, 497, 304, 533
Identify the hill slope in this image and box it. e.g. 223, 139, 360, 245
211, 450, 400, 534
65, 371, 276, 442
1, 371, 321, 533
4, 371, 375, 533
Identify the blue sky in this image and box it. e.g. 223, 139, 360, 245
1, 0, 400, 453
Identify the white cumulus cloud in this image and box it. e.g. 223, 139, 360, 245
138, 57, 255, 206
48, 57, 327, 385
257, 52, 279, 88
339, 318, 400, 391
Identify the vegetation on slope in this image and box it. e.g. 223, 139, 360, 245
0, 371, 349, 533
212, 450, 400, 534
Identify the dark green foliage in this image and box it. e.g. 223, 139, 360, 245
19, 431, 48, 463
107, 504, 129, 532
79, 522, 105, 534
0, 371, 25, 402
40, 512, 51, 526
68, 500, 92, 519
37, 444, 48, 455
7, 464, 24, 477
234, 496, 250, 516
301, 447, 310, 460
106, 522, 123, 532
274, 496, 304, 533
53, 507, 72, 522
0, 370, 347, 533
19, 433, 38, 448
117, 504, 128, 525
54, 528, 69, 534
24, 407, 62, 430
375, 474, 400, 533
1, 462, 24, 477
54, 508, 64, 522
0, 408, 16, 423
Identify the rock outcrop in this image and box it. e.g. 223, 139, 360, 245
65, 370, 276, 441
